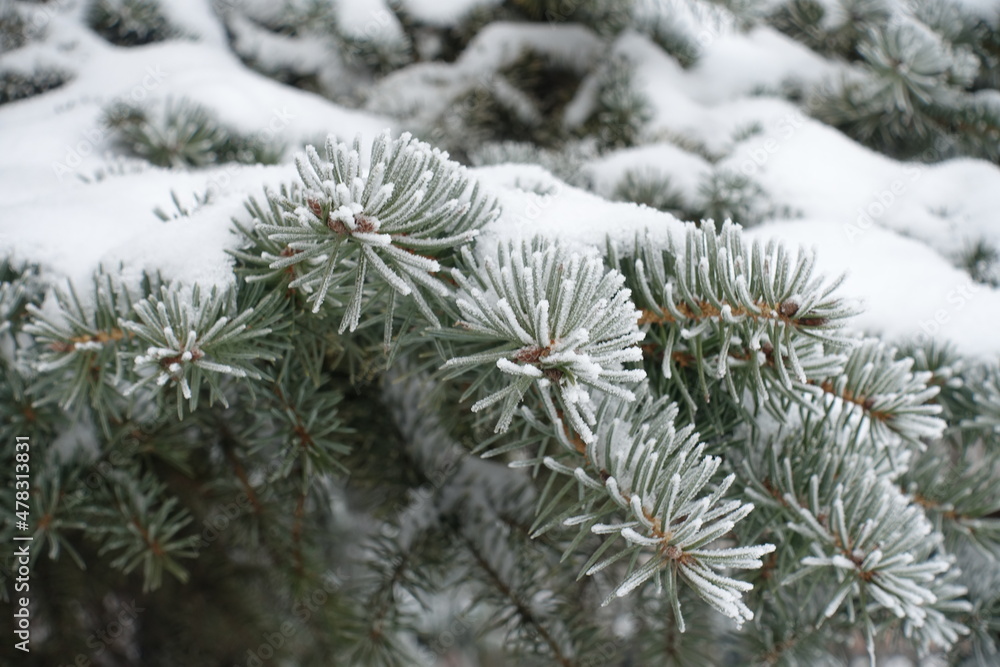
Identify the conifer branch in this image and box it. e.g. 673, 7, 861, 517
743, 416, 970, 654
610, 221, 858, 405
90, 469, 202, 592
25, 270, 140, 429
530, 388, 773, 629
461, 533, 576, 667
442, 240, 645, 443
120, 283, 281, 418
247, 130, 500, 330
812, 339, 946, 446
964, 363, 1000, 434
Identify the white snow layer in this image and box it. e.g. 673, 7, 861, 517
1, 1, 998, 359
398, 0, 504, 26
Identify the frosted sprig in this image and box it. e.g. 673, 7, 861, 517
963, 363, 1000, 434
784, 475, 965, 651
902, 565, 972, 656
742, 412, 969, 654
815, 339, 945, 446
811, 16, 983, 159
0, 260, 41, 338
24, 269, 137, 416
443, 240, 646, 443
612, 220, 858, 405
121, 284, 277, 417
859, 18, 978, 113
541, 390, 773, 629
253, 130, 500, 331
901, 438, 1000, 560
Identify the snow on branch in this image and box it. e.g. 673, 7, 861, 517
247, 130, 500, 331
814, 339, 945, 446
529, 388, 773, 629
963, 363, 1000, 434
611, 220, 859, 406
788, 475, 969, 652
120, 283, 281, 417
25, 269, 141, 423
442, 239, 646, 443
743, 416, 969, 656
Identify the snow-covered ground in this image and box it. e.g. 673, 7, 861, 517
1, 0, 998, 358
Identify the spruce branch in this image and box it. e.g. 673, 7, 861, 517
858, 18, 977, 106
903, 440, 1000, 560
745, 415, 970, 654
251, 130, 500, 330
0, 257, 42, 339
25, 269, 143, 430
11, 6, 1000, 666
628, 586, 723, 665
767, 0, 890, 58
743, 412, 900, 527
903, 342, 1000, 447
90, 468, 201, 592
378, 370, 598, 664
460, 529, 576, 667
581, 53, 652, 150
345, 526, 442, 666
104, 97, 285, 168
903, 563, 976, 656
231, 185, 308, 291
788, 475, 968, 651
120, 283, 281, 418
30, 462, 88, 571
610, 221, 857, 408
813, 339, 946, 446
958, 541, 1000, 662
900, 339, 968, 420
0, 354, 62, 443
86, 0, 180, 47
246, 362, 354, 481
442, 239, 646, 443
741, 407, 973, 656
807, 15, 997, 162
532, 388, 773, 629
963, 363, 1000, 434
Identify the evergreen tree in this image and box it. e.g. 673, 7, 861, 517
2, 0, 1000, 665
